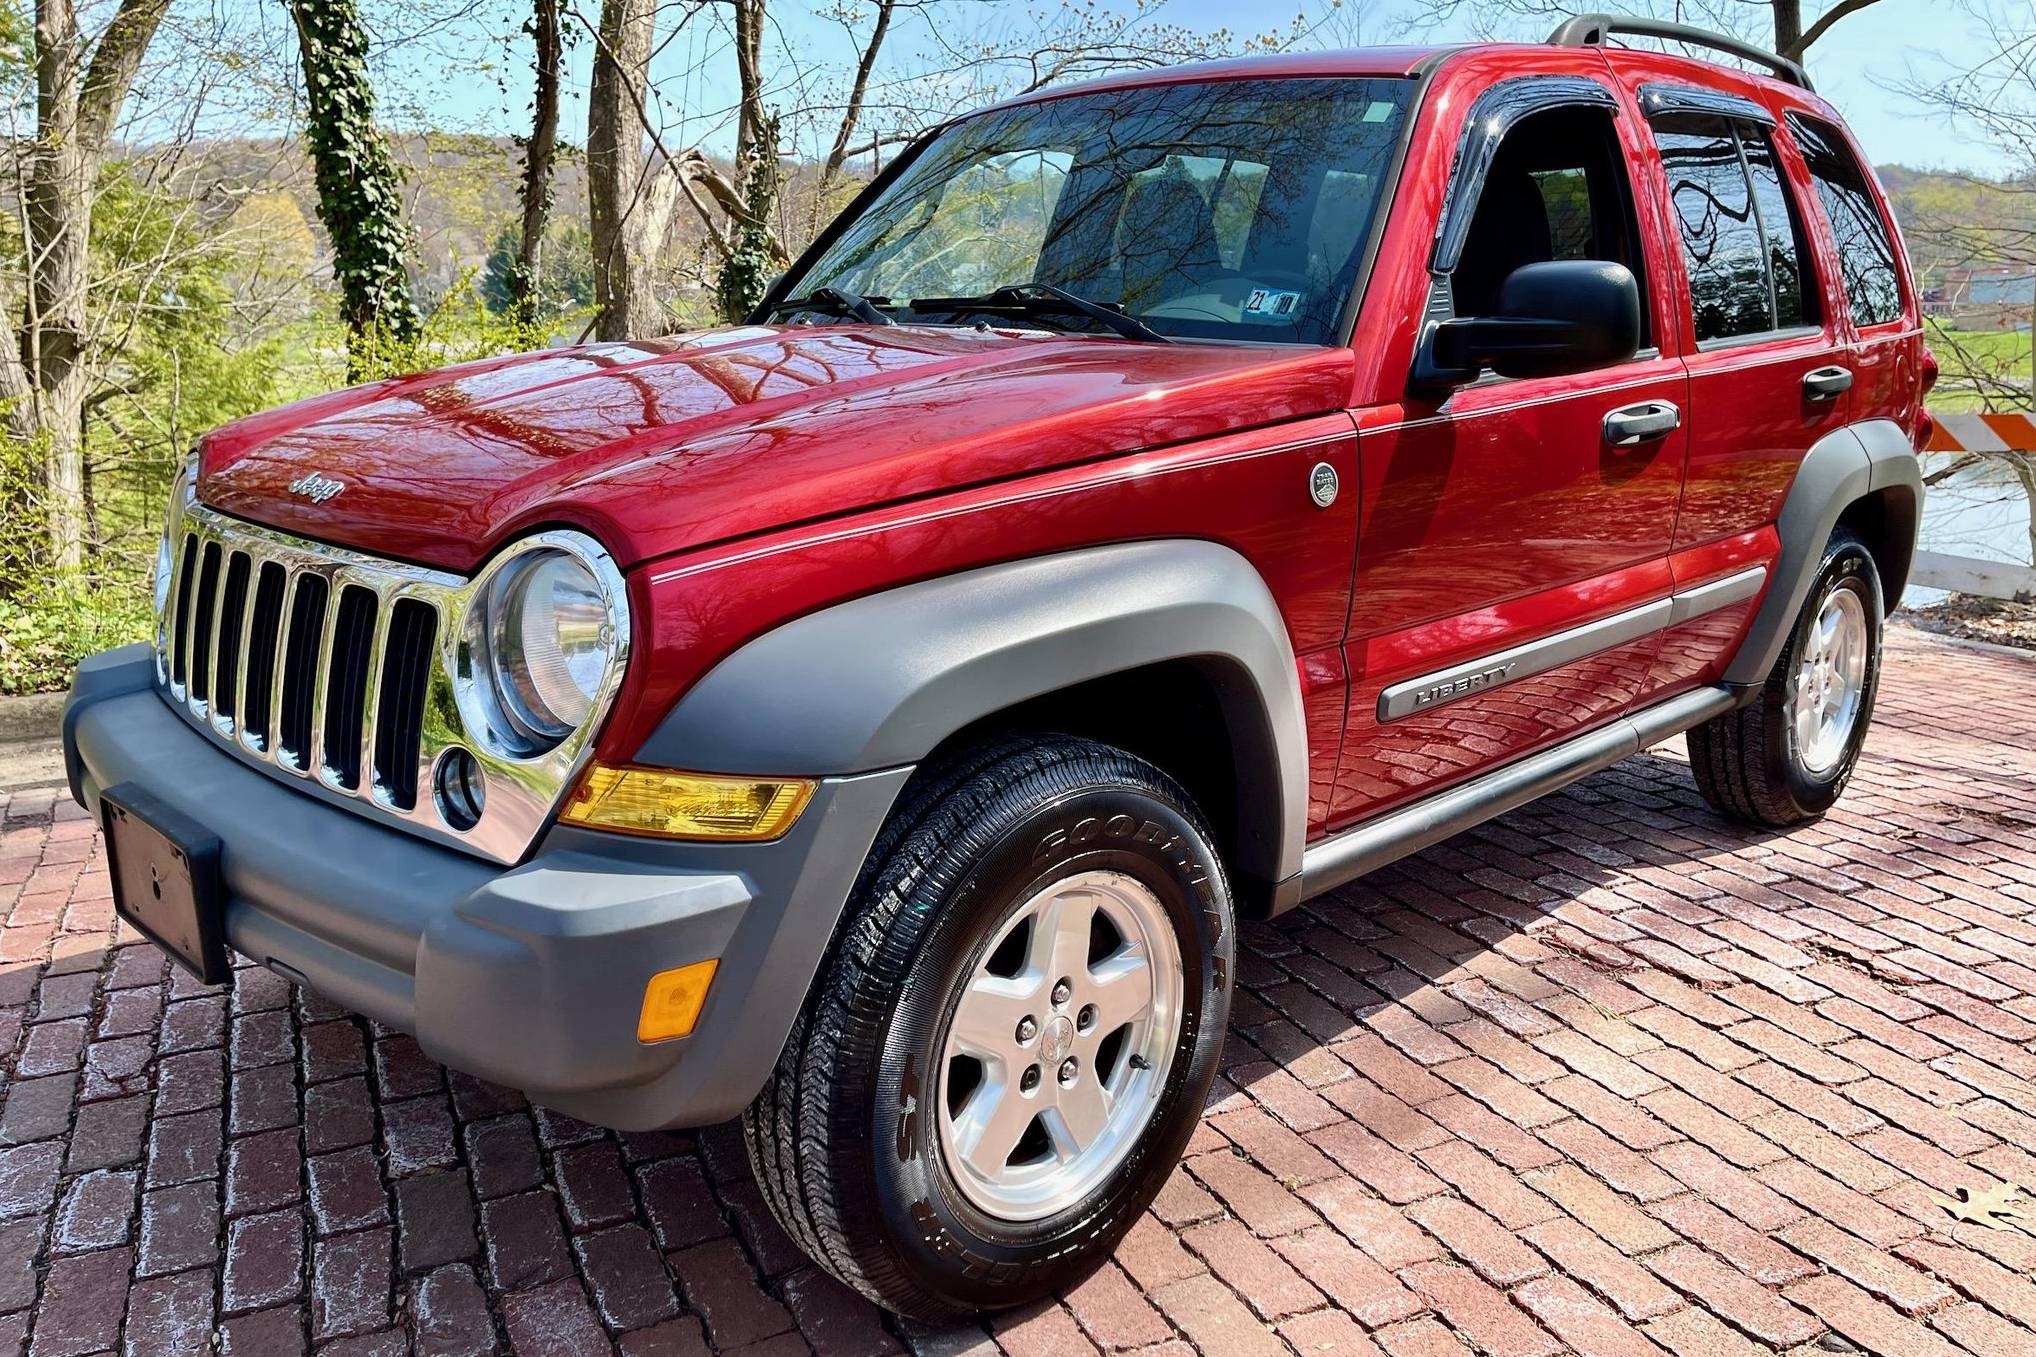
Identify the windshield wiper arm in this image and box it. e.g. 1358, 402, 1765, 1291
911, 283, 1173, 343
768, 285, 895, 327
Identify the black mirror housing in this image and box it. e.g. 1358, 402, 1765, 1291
1426, 260, 1642, 384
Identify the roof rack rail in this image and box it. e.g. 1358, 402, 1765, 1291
1548, 13, 1813, 92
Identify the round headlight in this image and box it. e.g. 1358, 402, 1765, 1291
465, 545, 620, 755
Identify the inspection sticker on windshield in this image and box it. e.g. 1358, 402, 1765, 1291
1244, 288, 1301, 318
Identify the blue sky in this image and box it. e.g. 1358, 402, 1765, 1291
387, 0, 2011, 175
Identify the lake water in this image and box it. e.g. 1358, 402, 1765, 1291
1909, 452, 2034, 606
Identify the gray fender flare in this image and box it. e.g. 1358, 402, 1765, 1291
639, 540, 1311, 895
1725, 417, 1921, 688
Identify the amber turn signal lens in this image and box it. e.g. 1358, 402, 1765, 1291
561, 764, 815, 841
638, 959, 718, 1042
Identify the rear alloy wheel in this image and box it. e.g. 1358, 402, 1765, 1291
743, 736, 1232, 1319
1690, 526, 1883, 826
1786, 584, 1870, 778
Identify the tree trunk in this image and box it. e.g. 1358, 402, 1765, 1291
22, 0, 170, 570
510, 0, 563, 332
731, 0, 767, 177
1771, 0, 1802, 57
28, 0, 90, 569
587, 0, 663, 341
820, 0, 896, 192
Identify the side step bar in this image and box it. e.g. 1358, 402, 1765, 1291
1296, 685, 1741, 903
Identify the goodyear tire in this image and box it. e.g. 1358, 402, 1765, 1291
1690, 527, 1883, 827
742, 736, 1233, 1318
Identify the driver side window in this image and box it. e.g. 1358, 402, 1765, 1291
1453, 105, 1652, 346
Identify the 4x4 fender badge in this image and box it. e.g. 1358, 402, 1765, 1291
1376, 565, 1767, 722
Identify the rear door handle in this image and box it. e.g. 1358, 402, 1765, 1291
1803, 365, 1854, 400
1603, 400, 1681, 447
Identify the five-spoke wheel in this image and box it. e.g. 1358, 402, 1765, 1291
744, 736, 1233, 1319
938, 870, 1182, 1220
1786, 585, 1867, 776
1691, 526, 1883, 827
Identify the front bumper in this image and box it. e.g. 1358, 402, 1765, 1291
65, 645, 909, 1130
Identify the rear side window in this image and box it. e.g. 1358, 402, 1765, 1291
1653, 116, 1819, 343
1789, 114, 1905, 327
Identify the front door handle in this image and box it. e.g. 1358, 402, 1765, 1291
1603, 400, 1681, 447
1803, 365, 1854, 400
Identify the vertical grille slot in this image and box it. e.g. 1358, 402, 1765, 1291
188, 541, 223, 705
321, 585, 379, 790
278, 575, 329, 770
170, 535, 198, 688
148, 500, 591, 865
242, 563, 288, 750
372, 599, 438, 810
212, 552, 252, 727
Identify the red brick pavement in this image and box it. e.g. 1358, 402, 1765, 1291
4, 628, 2036, 1355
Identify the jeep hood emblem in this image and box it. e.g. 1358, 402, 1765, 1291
287, 472, 346, 504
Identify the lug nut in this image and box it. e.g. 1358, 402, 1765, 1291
1077, 1004, 1097, 1032
1015, 1016, 1038, 1043
1020, 1064, 1041, 1093
1051, 978, 1073, 1006
1058, 1058, 1079, 1086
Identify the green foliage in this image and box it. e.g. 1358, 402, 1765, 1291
423, 266, 577, 362
0, 431, 152, 696
716, 118, 784, 323
290, 0, 423, 380
0, 0, 28, 92
481, 219, 596, 326
0, 582, 154, 697
0, 161, 292, 690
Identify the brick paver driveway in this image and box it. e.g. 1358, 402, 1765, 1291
4, 628, 2036, 1356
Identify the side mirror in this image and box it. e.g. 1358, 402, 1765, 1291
1424, 260, 1641, 385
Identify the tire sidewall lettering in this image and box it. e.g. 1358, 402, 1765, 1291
875, 778, 1232, 1303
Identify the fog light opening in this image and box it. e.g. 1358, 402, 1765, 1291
434, 747, 486, 831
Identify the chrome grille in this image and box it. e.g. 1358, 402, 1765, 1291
153, 496, 629, 864
157, 502, 459, 823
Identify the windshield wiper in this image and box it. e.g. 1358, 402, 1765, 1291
768, 285, 895, 327
911, 283, 1173, 343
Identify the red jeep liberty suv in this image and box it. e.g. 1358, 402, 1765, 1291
65, 15, 1926, 1318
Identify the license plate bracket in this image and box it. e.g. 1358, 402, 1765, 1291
101, 783, 230, 984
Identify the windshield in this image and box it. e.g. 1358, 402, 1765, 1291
782, 77, 1415, 345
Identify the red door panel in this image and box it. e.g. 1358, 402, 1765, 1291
1333, 548, 1676, 825
1674, 337, 1851, 552
1649, 527, 1779, 693
1329, 357, 1687, 826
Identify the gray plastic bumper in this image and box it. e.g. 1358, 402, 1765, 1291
64, 645, 909, 1130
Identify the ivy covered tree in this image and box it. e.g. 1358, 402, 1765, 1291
482, 219, 595, 325
286, 0, 421, 379
507, 0, 564, 335
715, 118, 782, 324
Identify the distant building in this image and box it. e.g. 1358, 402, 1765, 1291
1933, 266, 2036, 330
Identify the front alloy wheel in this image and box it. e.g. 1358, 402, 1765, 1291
743, 736, 1233, 1319
938, 869, 1183, 1221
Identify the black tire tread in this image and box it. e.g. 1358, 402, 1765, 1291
740, 734, 1041, 1281
1688, 527, 1879, 828
745, 734, 1213, 1318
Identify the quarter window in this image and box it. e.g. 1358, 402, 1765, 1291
1654, 116, 1819, 342
1789, 115, 1905, 327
